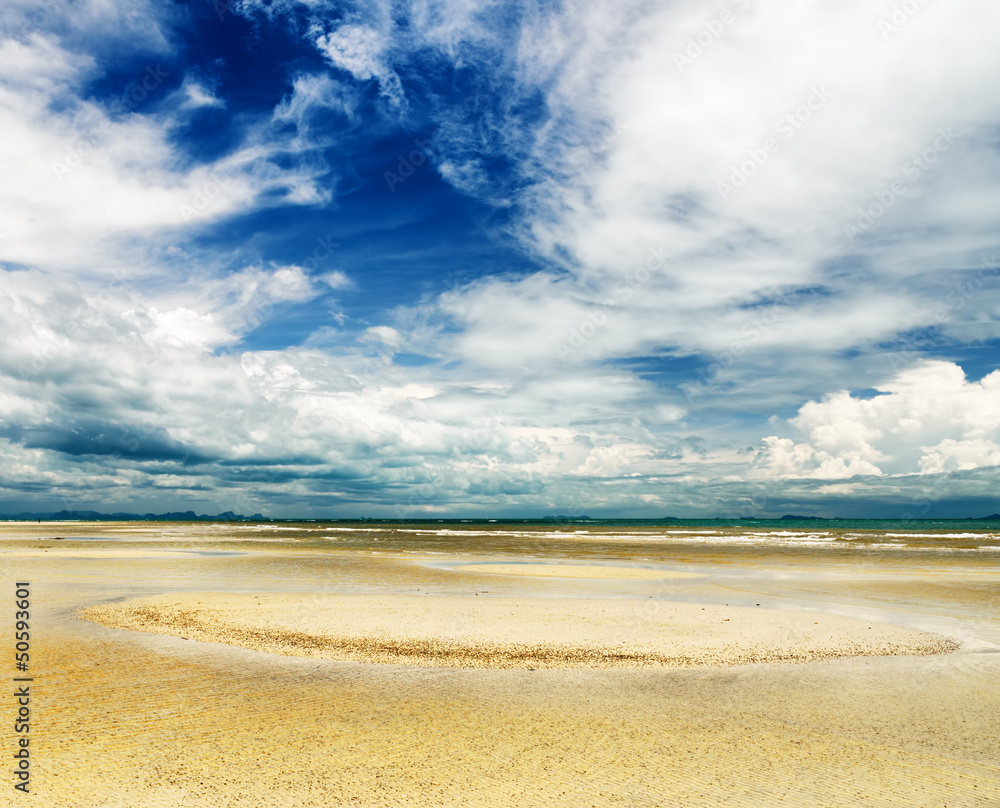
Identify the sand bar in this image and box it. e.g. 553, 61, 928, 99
81, 592, 958, 669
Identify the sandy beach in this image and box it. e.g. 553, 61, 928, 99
81, 591, 957, 668
4, 521, 999, 807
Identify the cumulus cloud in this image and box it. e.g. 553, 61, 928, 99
752, 361, 1000, 479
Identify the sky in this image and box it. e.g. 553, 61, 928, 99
1, 0, 999, 519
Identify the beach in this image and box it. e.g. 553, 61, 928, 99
4, 520, 999, 806
82, 592, 956, 669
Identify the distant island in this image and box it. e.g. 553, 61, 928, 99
0, 510, 267, 522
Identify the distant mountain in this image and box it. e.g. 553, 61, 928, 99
977, 513, 1000, 520
780, 514, 823, 520
1, 510, 268, 522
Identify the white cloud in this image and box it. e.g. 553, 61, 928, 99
271, 73, 361, 133
388, 0, 1000, 406
315, 24, 383, 80
177, 78, 224, 110
314, 23, 404, 107
752, 436, 885, 480
360, 325, 402, 350
920, 439, 1000, 475
753, 361, 1000, 479
656, 404, 687, 423
0, 261, 711, 514
0, 29, 336, 276
262, 266, 316, 302
122, 307, 229, 351
321, 270, 352, 289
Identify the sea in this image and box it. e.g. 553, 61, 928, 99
192, 516, 1000, 556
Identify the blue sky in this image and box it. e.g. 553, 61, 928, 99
1, 0, 999, 518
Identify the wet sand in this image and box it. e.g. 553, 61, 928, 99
2, 521, 999, 806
